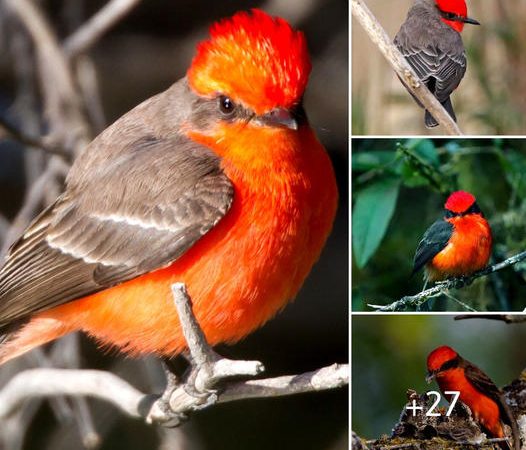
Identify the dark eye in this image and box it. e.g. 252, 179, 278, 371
218, 96, 236, 116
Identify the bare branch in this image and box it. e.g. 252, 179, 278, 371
0, 116, 70, 157
171, 283, 218, 367
351, 0, 463, 135
74, 56, 107, 133
4, 0, 91, 153
219, 363, 348, 402
368, 250, 526, 311
63, 0, 143, 58
0, 283, 348, 424
0, 158, 69, 262
0, 363, 348, 421
455, 315, 526, 324
0, 369, 147, 419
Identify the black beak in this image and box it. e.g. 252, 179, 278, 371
426, 371, 436, 384
462, 16, 480, 25
259, 108, 298, 130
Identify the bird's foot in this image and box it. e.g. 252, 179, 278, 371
146, 283, 264, 426
146, 360, 189, 427
146, 352, 263, 427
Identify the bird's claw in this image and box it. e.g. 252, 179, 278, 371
146, 369, 188, 427
184, 387, 219, 411
146, 359, 220, 426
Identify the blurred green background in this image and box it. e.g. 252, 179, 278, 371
352, 0, 526, 135
352, 315, 526, 440
352, 138, 526, 311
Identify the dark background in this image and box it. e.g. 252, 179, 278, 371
0, 1, 349, 449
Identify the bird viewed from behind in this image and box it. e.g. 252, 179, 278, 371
394, 0, 480, 127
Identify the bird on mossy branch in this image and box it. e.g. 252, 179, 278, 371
412, 191, 492, 284
427, 345, 520, 450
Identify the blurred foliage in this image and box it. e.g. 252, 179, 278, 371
352, 315, 526, 440
352, 138, 526, 311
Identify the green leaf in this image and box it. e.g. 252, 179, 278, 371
352, 151, 398, 172
352, 177, 401, 269
406, 139, 439, 166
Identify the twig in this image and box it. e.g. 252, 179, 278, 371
147, 283, 266, 425
455, 315, 526, 324
74, 56, 106, 133
442, 291, 476, 312
4, 0, 91, 154
218, 363, 348, 402
171, 283, 264, 390
369, 250, 526, 311
63, 0, 143, 58
171, 283, 219, 368
0, 158, 69, 262
351, 0, 462, 135
0, 215, 10, 243
71, 399, 101, 450
0, 369, 146, 419
0, 283, 348, 424
0, 364, 349, 421
0, 116, 69, 157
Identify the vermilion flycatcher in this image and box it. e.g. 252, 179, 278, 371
394, 0, 480, 127
427, 345, 520, 450
412, 191, 492, 282
0, 10, 338, 363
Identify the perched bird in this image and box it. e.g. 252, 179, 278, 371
412, 190, 492, 282
427, 345, 520, 450
394, 0, 480, 127
0, 10, 338, 364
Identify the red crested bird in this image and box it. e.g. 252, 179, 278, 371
427, 345, 520, 450
412, 191, 492, 282
0, 10, 338, 364
394, 0, 480, 128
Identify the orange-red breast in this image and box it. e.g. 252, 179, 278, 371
412, 190, 492, 282
427, 345, 520, 450
0, 9, 338, 363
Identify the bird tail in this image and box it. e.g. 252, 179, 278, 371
424, 110, 439, 128
424, 97, 457, 128
0, 317, 71, 365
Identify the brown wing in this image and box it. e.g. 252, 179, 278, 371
463, 361, 518, 439
394, 5, 467, 102
463, 361, 504, 405
0, 134, 233, 327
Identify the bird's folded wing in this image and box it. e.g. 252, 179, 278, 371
395, 22, 467, 101
0, 134, 233, 324
433, 50, 466, 101
412, 219, 453, 275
